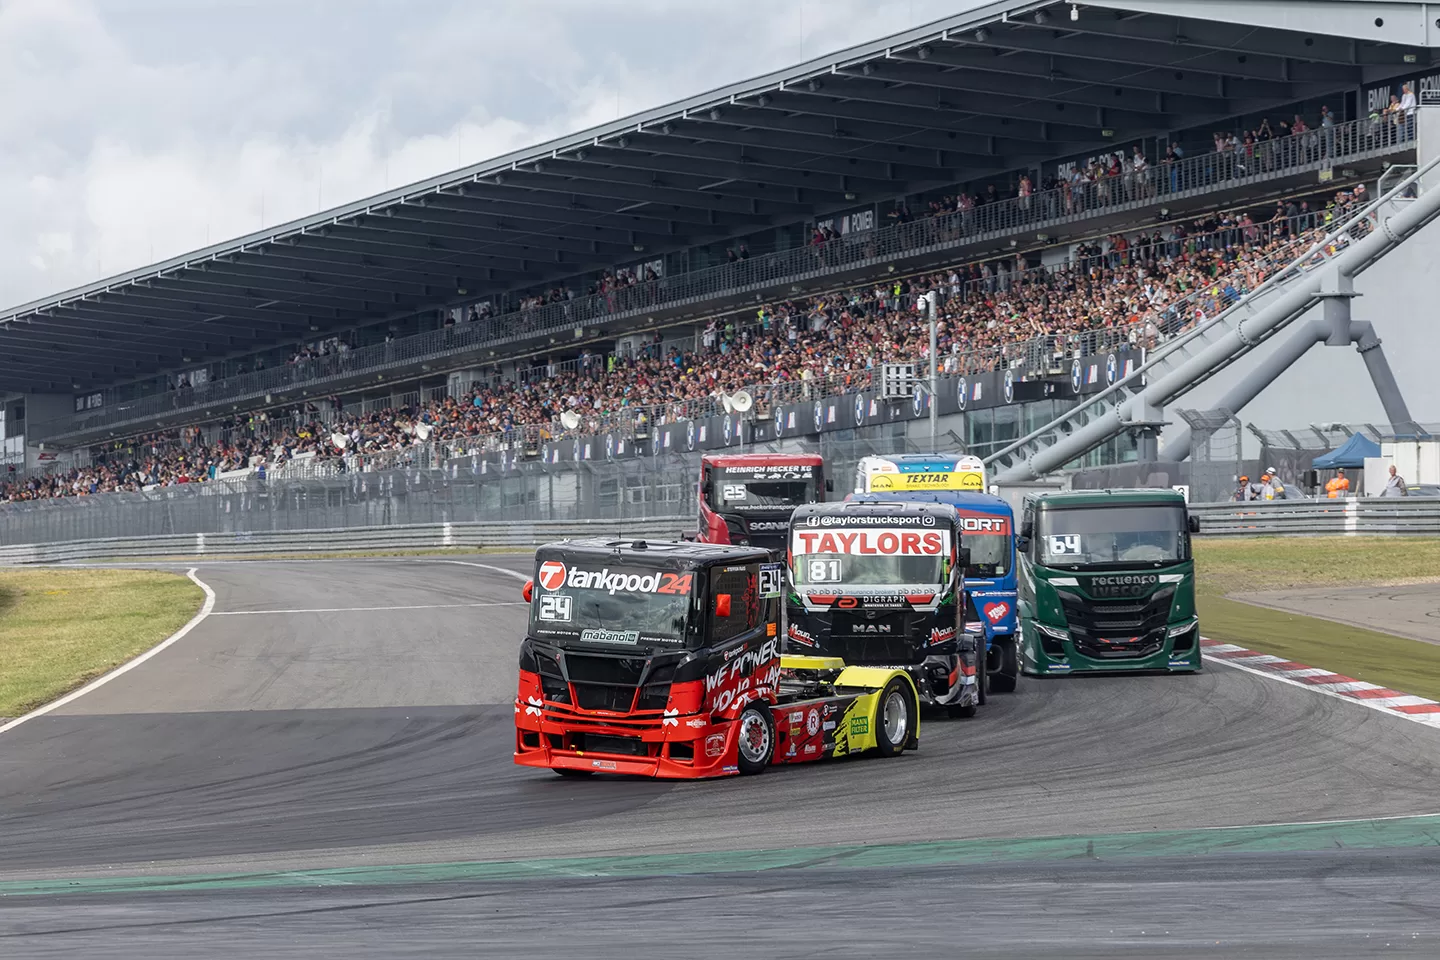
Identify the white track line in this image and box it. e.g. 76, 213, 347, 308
211, 601, 526, 616
430, 559, 531, 583
0, 568, 216, 737
1202, 648, 1440, 730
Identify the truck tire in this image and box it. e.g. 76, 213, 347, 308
874, 678, 916, 758
991, 637, 1019, 694
735, 704, 775, 775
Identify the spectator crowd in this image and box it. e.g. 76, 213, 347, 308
2, 181, 1373, 505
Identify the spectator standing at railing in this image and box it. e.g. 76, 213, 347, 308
1381, 464, 1408, 497
1400, 83, 1417, 141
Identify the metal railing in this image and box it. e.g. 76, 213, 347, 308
1191, 497, 1440, 536
0, 518, 694, 564
39, 115, 1411, 442
4, 496, 1437, 563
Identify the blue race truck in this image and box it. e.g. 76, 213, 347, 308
849, 491, 1019, 695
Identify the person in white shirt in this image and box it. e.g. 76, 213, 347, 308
1399, 84, 1417, 140
1382, 464, 1409, 497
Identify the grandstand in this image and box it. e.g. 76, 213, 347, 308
2, 0, 1438, 508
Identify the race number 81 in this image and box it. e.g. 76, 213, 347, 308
808, 559, 840, 582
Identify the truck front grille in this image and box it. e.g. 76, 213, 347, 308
556, 653, 674, 715
1056, 587, 1174, 661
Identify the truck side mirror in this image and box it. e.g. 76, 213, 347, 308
1188, 515, 1201, 534
957, 547, 972, 569
1019, 521, 1033, 540
1015, 536, 1030, 554
522, 579, 534, 603
825, 478, 834, 492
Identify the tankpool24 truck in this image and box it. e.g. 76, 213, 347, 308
1017, 489, 1202, 675
514, 538, 923, 779
786, 500, 983, 717
697, 454, 830, 555
849, 491, 1019, 693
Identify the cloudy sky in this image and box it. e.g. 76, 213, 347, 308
0, 0, 987, 309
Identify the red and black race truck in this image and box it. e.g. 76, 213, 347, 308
696, 454, 829, 555
514, 538, 921, 779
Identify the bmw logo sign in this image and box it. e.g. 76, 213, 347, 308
774, 407, 784, 437
1071, 358, 1083, 393
813, 401, 824, 433
723, 415, 734, 445
1004, 368, 1015, 405
957, 376, 968, 411
572, 439, 581, 461
605, 434, 615, 460
686, 420, 696, 451
912, 390, 924, 418
854, 393, 865, 424
1106, 352, 1119, 385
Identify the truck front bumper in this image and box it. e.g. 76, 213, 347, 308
1020, 620, 1202, 675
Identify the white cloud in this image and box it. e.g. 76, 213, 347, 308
0, 0, 980, 308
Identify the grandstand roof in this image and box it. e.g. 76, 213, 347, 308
3, 0, 1436, 394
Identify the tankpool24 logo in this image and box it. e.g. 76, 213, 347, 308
537, 560, 567, 591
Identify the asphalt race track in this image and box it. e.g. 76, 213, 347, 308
4, 557, 1440, 958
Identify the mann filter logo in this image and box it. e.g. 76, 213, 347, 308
1087, 573, 1159, 598
567, 567, 662, 595
579, 628, 639, 645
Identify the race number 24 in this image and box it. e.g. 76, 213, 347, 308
538, 594, 573, 622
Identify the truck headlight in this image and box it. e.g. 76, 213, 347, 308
1167, 618, 1198, 638
1034, 623, 1069, 641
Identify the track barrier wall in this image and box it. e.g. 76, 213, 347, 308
4, 498, 1438, 564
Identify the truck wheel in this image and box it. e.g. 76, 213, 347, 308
874, 678, 916, 758
735, 704, 775, 775
990, 638, 1019, 694
553, 768, 593, 778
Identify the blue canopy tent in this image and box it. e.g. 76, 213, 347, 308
1311, 433, 1381, 470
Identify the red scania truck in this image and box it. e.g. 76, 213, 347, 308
696, 454, 829, 556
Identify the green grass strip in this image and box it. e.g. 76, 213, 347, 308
0, 568, 202, 718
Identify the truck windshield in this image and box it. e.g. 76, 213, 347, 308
791, 526, 950, 586
1036, 505, 1189, 567
955, 512, 1012, 577
529, 563, 694, 648
965, 532, 1010, 577
712, 467, 819, 511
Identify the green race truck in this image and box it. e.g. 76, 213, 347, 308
1016, 489, 1201, 676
